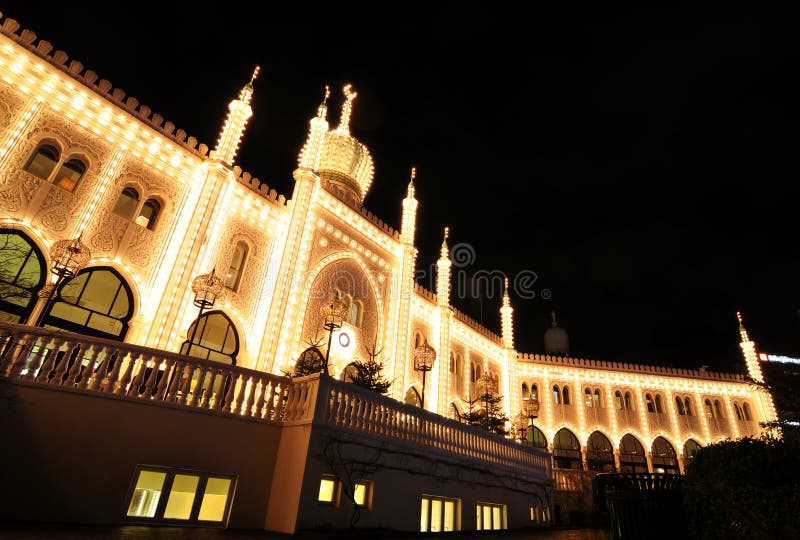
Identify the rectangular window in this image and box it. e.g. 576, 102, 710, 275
124, 466, 235, 526
353, 481, 372, 509
477, 502, 506, 531
420, 495, 459, 532
318, 476, 340, 506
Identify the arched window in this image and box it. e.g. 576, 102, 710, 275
522, 383, 530, 400
619, 434, 647, 474
683, 439, 702, 462
593, 388, 602, 408
24, 143, 60, 180
651, 437, 679, 474
136, 198, 161, 229
530, 425, 547, 449
404, 386, 421, 408
713, 400, 724, 419
0, 229, 46, 323
742, 402, 752, 421
470, 361, 480, 384
553, 428, 581, 470
645, 393, 655, 413
414, 333, 424, 350
43, 266, 133, 341
615, 391, 624, 410
676, 396, 686, 415
655, 394, 663, 413
587, 431, 615, 473
552, 385, 561, 405
113, 187, 140, 219
180, 310, 239, 365
562, 386, 570, 405
340, 362, 358, 383
704, 399, 715, 418
734, 403, 743, 420
225, 242, 248, 291
584, 387, 593, 407
53, 157, 85, 192
530, 383, 538, 401
624, 392, 632, 410
684, 397, 693, 416
346, 299, 362, 327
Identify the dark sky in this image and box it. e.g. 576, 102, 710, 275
3, 2, 797, 371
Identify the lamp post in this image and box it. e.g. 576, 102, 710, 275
34, 236, 91, 327
320, 297, 347, 375
187, 269, 224, 352
523, 397, 540, 445
413, 339, 436, 409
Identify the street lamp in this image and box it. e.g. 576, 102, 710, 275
34, 236, 91, 327
522, 397, 540, 445
413, 339, 436, 409
320, 297, 347, 375
187, 269, 224, 351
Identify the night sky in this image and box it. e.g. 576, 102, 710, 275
3, 2, 797, 371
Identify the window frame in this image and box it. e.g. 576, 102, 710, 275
420, 494, 460, 533
124, 465, 237, 527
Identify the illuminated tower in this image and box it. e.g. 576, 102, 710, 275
436, 227, 451, 307
213, 66, 259, 165
500, 278, 514, 349
435, 227, 452, 414
737, 311, 779, 429
298, 86, 330, 170
400, 169, 418, 245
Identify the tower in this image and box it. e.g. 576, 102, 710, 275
213, 66, 259, 165
500, 278, 514, 349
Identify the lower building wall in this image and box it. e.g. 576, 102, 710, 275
295, 424, 552, 532
0, 380, 282, 529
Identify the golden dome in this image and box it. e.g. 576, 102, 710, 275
317, 85, 375, 202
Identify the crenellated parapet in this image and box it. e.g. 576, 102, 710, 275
452, 306, 502, 345
0, 11, 209, 157
231, 165, 287, 206
516, 352, 745, 382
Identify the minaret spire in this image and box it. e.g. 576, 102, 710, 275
214, 65, 259, 165
501, 277, 514, 349
335, 84, 357, 135
737, 311, 762, 382
400, 167, 418, 245
298, 85, 331, 169
436, 226, 451, 307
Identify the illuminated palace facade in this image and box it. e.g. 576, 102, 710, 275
0, 11, 778, 527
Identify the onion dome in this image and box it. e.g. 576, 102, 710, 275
317, 84, 375, 204
544, 310, 569, 356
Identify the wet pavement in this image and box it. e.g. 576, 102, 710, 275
0, 523, 610, 540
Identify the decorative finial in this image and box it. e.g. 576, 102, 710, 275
736, 311, 743, 323
323, 85, 330, 104
551, 310, 558, 327
410, 167, 416, 183
504, 277, 509, 293
444, 227, 449, 241
250, 65, 261, 85
338, 83, 358, 133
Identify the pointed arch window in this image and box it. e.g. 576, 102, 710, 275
180, 310, 239, 365
113, 187, 140, 220
530, 426, 547, 449
587, 431, 615, 473
615, 391, 624, 410
552, 385, 561, 404
742, 402, 752, 421
683, 439, 702, 462
136, 198, 161, 229
645, 393, 655, 413
54, 157, 86, 192
584, 387, 593, 407
553, 428, 581, 470
562, 386, 570, 405
0, 229, 46, 323
619, 434, 648, 474
24, 143, 60, 180
684, 397, 693, 416
624, 392, 632, 410
704, 399, 715, 418
651, 437, 679, 474
530, 383, 538, 401
404, 386, 421, 408
713, 400, 724, 419
43, 266, 133, 341
655, 394, 663, 413
676, 396, 686, 415
734, 403, 743, 420
593, 388, 602, 408
224, 242, 248, 291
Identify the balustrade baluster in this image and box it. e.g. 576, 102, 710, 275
222, 373, 240, 413
253, 378, 267, 417
126, 354, 149, 398
113, 351, 139, 395
78, 344, 102, 389
261, 380, 276, 419
93, 349, 117, 391
153, 358, 174, 401
231, 374, 249, 415
64, 342, 86, 386
178, 365, 196, 405
0, 333, 20, 375
143, 357, 162, 397
27, 335, 59, 382
165, 362, 185, 401
243, 376, 257, 418
200, 369, 217, 409
188, 366, 208, 407
53, 341, 79, 385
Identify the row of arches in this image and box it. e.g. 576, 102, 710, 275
24, 141, 86, 193
0, 229, 241, 363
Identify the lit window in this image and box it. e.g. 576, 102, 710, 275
646, 394, 655, 413
552, 385, 560, 404
136, 198, 161, 229
742, 402, 752, 421
676, 396, 686, 415
420, 495, 459, 532
126, 470, 166, 518
615, 391, 623, 410
53, 157, 85, 192
624, 392, 632, 410
476, 502, 506, 531
225, 242, 248, 291
353, 481, 371, 508
24, 143, 59, 180
318, 476, 339, 505
113, 187, 140, 220
704, 399, 715, 418
124, 466, 235, 525
584, 387, 593, 407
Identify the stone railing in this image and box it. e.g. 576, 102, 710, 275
313, 375, 552, 479
0, 322, 289, 423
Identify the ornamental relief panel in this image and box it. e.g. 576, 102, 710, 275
213, 219, 269, 322
0, 170, 41, 217
0, 84, 25, 131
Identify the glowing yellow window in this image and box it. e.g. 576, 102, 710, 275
163, 474, 200, 520
126, 470, 166, 518
353, 481, 371, 507
198, 477, 232, 522
318, 477, 338, 504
